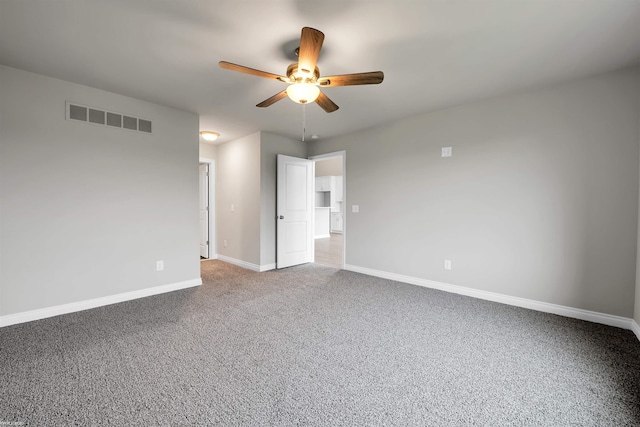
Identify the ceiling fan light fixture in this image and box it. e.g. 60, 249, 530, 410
287, 83, 320, 104
219, 27, 383, 113
200, 131, 220, 142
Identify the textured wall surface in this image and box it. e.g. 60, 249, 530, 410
0, 65, 200, 316
215, 132, 261, 265
309, 67, 640, 317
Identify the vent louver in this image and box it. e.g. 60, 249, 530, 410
138, 119, 152, 133
66, 102, 152, 135
123, 115, 137, 130
69, 104, 87, 121
106, 112, 122, 127
89, 109, 105, 125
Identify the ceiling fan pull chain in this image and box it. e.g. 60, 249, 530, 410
302, 103, 306, 142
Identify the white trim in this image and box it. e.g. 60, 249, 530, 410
309, 150, 347, 161
0, 278, 202, 328
259, 263, 276, 272
631, 320, 640, 341
217, 255, 261, 272
199, 157, 216, 260
344, 264, 637, 332
215, 255, 274, 272
314, 234, 331, 239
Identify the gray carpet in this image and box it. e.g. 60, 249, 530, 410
1, 260, 639, 426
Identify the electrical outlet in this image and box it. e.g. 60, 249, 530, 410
352, 205, 359, 213
156, 260, 164, 271
441, 147, 452, 157
224, 240, 227, 248
443, 259, 452, 270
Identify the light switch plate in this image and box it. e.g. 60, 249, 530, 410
352, 205, 359, 213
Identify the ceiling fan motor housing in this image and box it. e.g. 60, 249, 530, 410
287, 63, 320, 83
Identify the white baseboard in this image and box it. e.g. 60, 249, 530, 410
208, 255, 275, 272
631, 319, 640, 341
259, 263, 276, 272
344, 264, 637, 335
314, 234, 331, 239
217, 255, 260, 271
0, 278, 202, 328
215, 255, 258, 271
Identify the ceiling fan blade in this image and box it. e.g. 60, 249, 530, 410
315, 91, 339, 113
219, 61, 289, 83
298, 27, 325, 76
318, 71, 384, 87
256, 90, 288, 108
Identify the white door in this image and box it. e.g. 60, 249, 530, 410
199, 163, 209, 258
277, 154, 314, 268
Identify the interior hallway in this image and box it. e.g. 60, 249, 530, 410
314, 233, 343, 269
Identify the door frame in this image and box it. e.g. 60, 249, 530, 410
308, 150, 346, 268
199, 157, 216, 259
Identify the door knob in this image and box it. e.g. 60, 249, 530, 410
279, 215, 284, 219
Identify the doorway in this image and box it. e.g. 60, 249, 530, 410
199, 158, 216, 260
310, 151, 346, 269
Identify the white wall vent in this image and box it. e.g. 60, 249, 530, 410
65, 101, 152, 134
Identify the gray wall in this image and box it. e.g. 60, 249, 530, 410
309, 66, 640, 318
0, 65, 200, 316
636, 65, 640, 326
199, 142, 217, 160
315, 157, 343, 176
259, 132, 307, 266
216, 132, 261, 265
215, 131, 305, 268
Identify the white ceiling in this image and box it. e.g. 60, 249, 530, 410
1, 0, 640, 144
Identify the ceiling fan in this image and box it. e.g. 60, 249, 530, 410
219, 27, 384, 113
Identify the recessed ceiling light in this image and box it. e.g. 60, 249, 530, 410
311, 134, 319, 139
200, 131, 220, 142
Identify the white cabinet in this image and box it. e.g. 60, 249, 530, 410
334, 176, 343, 202
315, 176, 331, 192
316, 175, 344, 232
332, 176, 343, 212
316, 175, 344, 213
330, 212, 343, 233
315, 208, 331, 238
